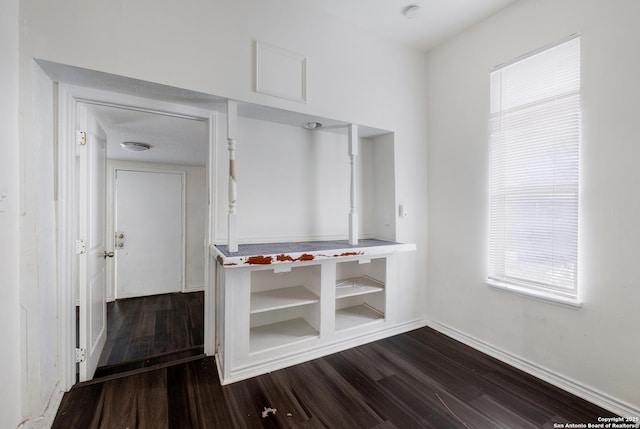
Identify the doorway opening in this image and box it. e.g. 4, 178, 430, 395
48, 69, 218, 387
81, 102, 210, 379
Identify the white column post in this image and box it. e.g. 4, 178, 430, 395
227, 100, 238, 252
348, 124, 358, 245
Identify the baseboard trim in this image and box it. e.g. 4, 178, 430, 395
183, 285, 204, 292
426, 320, 640, 419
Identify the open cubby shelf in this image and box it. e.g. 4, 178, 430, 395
213, 240, 415, 385
249, 318, 319, 353
336, 276, 384, 299
335, 304, 384, 331
250, 285, 319, 314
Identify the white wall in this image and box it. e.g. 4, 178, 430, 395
215, 116, 381, 243
426, 0, 640, 414
16, 0, 428, 423
106, 160, 207, 299
16, 62, 61, 428
184, 166, 207, 291
0, 0, 22, 427
372, 133, 397, 242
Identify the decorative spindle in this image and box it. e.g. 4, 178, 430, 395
227, 100, 239, 252
348, 124, 358, 245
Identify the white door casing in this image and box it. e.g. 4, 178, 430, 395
77, 104, 108, 381
56, 82, 216, 391
114, 169, 185, 299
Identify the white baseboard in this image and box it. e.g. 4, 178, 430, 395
183, 285, 205, 292
426, 320, 640, 419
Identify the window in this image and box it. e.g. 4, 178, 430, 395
488, 36, 581, 303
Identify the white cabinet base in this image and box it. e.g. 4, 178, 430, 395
212, 239, 418, 385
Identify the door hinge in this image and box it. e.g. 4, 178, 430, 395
75, 239, 86, 255
76, 130, 87, 146
75, 348, 86, 363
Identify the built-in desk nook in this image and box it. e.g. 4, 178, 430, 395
210, 100, 418, 384
212, 239, 416, 384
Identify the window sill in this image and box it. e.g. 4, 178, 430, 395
486, 280, 582, 309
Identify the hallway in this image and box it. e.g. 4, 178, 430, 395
93, 292, 204, 379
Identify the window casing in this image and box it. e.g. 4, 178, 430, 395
488, 36, 581, 299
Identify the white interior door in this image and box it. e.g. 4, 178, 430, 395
77, 105, 108, 381
115, 169, 185, 299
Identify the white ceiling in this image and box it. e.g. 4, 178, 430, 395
298, 0, 518, 52
87, 104, 209, 166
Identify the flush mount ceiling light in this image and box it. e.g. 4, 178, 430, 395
402, 4, 421, 19
302, 121, 322, 130
120, 142, 151, 152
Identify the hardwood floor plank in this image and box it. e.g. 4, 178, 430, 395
133, 308, 155, 341
379, 334, 485, 403
181, 359, 236, 429
407, 328, 503, 375
135, 370, 170, 428
252, 373, 316, 426
55, 326, 618, 429
369, 422, 399, 429
323, 352, 434, 428
431, 387, 502, 429
167, 363, 200, 429
51, 382, 103, 429
470, 393, 543, 429
186, 291, 205, 345
93, 376, 140, 428
495, 367, 613, 424
220, 376, 275, 428
97, 292, 204, 372
376, 374, 463, 429
482, 369, 576, 424
278, 359, 385, 428
338, 345, 397, 381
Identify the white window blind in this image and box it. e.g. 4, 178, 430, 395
489, 36, 580, 297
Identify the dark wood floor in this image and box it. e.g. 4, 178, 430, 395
94, 292, 204, 378
56, 326, 614, 428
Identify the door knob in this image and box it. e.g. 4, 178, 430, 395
104, 251, 115, 259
